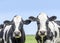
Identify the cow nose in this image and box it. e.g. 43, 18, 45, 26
40, 31, 45, 35
14, 31, 20, 36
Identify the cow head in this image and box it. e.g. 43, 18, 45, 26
9, 15, 31, 38
29, 12, 57, 43
4, 15, 31, 38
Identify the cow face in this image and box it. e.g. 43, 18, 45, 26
11, 15, 31, 38
29, 12, 56, 41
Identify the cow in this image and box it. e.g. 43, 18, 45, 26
29, 12, 60, 43
3, 15, 31, 43
3, 20, 12, 43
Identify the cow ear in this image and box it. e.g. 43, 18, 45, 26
0, 24, 4, 28
49, 16, 57, 21
29, 16, 37, 21
4, 20, 12, 25
23, 20, 31, 25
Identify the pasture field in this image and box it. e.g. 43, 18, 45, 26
25, 35, 60, 43
25, 35, 37, 43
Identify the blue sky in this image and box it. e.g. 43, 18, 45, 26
0, 0, 60, 35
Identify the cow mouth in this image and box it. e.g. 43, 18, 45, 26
15, 34, 21, 38
15, 36, 21, 38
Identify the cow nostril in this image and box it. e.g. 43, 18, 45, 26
40, 31, 45, 35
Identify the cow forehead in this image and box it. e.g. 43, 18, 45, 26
37, 12, 48, 21
37, 12, 49, 31
13, 16, 22, 30
13, 16, 22, 23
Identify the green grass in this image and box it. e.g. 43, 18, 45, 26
25, 35, 60, 43
25, 35, 37, 43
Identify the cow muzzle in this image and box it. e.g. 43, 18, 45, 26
13, 31, 21, 38
38, 31, 47, 43
38, 31, 47, 36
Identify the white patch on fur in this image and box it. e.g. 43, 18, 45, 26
48, 21, 60, 43
55, 38, 60, 43
37, 12, 48, 31
49, 21, 60, 37
9, 37, 12, 43
0, 29, 2, 32
0, 38, 2, 41
3, 25, 12, 43
46, 40, 53, 43
13, 16, 22, 38
52, 21, 60, 37
48, 22, 55, 34
13, 16, 22, 32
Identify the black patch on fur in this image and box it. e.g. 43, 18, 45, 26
0, 24, 4, 29
5, 31, 7, 41
49, 16, 57, 21
55, 31, 57, 37
58, 27, 60, 37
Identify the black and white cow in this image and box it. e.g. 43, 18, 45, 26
3, 20, 12, 43
29, 12, 60, 43
3, 15, 31, 43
